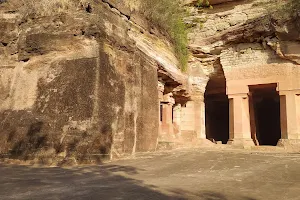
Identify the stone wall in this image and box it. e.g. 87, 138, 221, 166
220, 43, 292, 80
219, 42, 300, 94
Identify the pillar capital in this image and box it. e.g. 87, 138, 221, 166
158, 81, 165, 101
173, 104, 182, 110
163, 93, 175, 105
189, 76, 207, 94
158, 81, 165, 92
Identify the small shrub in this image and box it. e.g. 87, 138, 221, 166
196, 0, 210, 8
141, 0, 188, 71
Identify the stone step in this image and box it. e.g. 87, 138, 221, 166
251, 146, 284, 151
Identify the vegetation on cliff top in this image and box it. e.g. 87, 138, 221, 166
6, 0, 88, 17
141, 0, 188, 71
281, 0, 300, 17
264, 0, 300, 19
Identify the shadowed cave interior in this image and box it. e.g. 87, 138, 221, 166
249, 84, 281, 146
205, 75, 229, 144
204, 78, 281, 146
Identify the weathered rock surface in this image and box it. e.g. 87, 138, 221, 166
186, 0, 300, 94
0, 0, 188, 164
186, 0, 300, 149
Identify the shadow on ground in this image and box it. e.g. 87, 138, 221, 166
0, 163, 258, 200
170, 189, 258, 200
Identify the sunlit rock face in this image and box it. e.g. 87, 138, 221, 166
0, 0, 190, 164
186, 0, 300, 96
187, 0, 300, 148
187, 0, 300, 87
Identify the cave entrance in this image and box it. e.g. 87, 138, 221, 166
205, 75, 229, 144
249, 84, 281, 146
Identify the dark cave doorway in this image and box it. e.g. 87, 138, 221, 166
249, 84, 281, 146
204, 74, 229, 144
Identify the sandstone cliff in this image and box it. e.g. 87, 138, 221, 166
186, 0, 300, 95
185, 0, 300, 148
0, 0, 188, 164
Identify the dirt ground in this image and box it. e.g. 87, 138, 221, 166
0, 148, 300, 200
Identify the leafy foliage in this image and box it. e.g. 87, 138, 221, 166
141, 0, 188, 71
196, 0, 210, 8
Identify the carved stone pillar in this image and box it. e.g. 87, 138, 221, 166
189, 77, 208, 142
278, 90, 300, 147
161, 93, 175, 137
173, 104, 182, 137
158, 81, 165, 101
193, 95, 206, 139
248, 92, 259, 145
227, 94, 254, 147
158, 81, 165, 137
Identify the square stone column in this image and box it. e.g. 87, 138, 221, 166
227, 94, 254, 147
278, 90, 300, 147
162, 103, 173, 132
248, 92, 259, 145
173, 104, 182, 137
158, 81, 165, 137
180, 101, 195, 134
188, 95, 213, 146
161, 93, 175, 138
194, 99, 206, 139
180, 100, 207, 143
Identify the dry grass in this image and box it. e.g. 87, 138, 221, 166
262, 0, 300, 20
7, 0, 89, 16
25, 0, 77, 15
141, 0, 188, 71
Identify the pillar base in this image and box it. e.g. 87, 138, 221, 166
277, 139, 300, 149
227, 139, 255, 148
